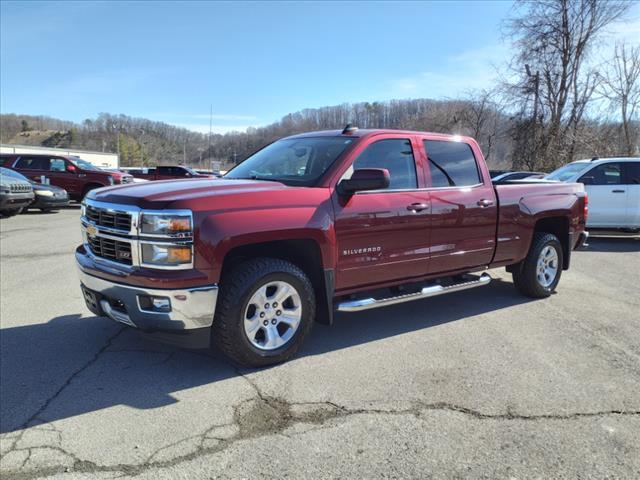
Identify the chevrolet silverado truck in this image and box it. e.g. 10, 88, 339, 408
76, 127, 588, 367
2, 154, 133, 201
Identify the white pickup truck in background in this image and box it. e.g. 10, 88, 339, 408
546, 157, 640, 231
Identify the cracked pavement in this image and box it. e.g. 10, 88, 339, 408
1, 209, 639, 479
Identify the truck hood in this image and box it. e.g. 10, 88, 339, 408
88, 178, 288, 209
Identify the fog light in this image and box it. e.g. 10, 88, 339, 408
138, 295, 171, 312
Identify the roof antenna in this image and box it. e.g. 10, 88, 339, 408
342, 123, 358, 134
591, 156, 599, 161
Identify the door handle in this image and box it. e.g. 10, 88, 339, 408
612, 189, 626, 193
477, 199, 494, 207
407, 203, 429, 212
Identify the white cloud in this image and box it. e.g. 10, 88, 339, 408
389, 43, 509, 99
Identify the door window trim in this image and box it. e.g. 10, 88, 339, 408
422, 138, 483, 188
336, 136, 420, 193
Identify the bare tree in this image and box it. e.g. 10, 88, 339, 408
598, 42, 640, 156
504, 0, 631, 170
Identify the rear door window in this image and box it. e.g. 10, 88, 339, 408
424, 140, 481, 187
580, 163, 623, 185
346, 139, 417, 190
623, 162, 640, 185
15, 156, 48, 170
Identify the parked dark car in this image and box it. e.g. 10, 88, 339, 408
1, 154, 133, 201
125, 165, 215, 181
492, 171, 546, 183
0, 167, 34, 216
1, 168, 69, 212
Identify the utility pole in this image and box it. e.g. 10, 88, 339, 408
183, 138, 186, 164
208, 104, 213, 162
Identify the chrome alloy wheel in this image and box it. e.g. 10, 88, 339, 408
243, 280, 302, 351
536, 245, 559, 288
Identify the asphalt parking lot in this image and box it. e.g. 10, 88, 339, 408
1, 208, 639, 479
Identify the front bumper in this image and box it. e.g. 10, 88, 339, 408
31, 194, 69, 210
78, 268, 218, 349
0, 192, 34, 210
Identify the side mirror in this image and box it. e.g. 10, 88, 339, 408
338, 168, 390, 195
66, 164, 77, 173
579, 176, 594, 185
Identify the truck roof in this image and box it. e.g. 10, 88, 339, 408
284, 128, 470, 142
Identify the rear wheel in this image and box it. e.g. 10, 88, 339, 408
512, 233, 563, 298
212, 258, 315, 367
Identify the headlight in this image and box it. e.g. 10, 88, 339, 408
0, 187, 9, 194
141, 213, 192, 236
35, 189, 54, 197
141, 243, 192, 266
107, 175, 115, 185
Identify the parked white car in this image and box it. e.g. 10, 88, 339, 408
546, 157, 640, 230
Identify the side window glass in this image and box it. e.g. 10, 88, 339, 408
49, 158, 66, 172
624, 162, 640, 185
424, 140, 481, 187
580, 163, 622, 185
16, 157, 44, 169
346, 139, 417, 190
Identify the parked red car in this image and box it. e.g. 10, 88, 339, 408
1, 154, 133, 201
76, 127, 588, 367
125, 165, 215, 181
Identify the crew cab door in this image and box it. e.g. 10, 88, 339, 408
421, 138, 497, 274
579, 162, 627, 227
332, 136, 431, 291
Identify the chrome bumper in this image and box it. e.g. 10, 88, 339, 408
77, 268, 218, 332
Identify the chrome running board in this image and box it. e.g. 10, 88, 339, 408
336, 273, 492, 313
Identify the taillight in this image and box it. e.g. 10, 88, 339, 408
583, 192, 589, 223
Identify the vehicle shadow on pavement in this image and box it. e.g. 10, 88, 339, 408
302, 277, 532, 357
580, 237, 640, 253
0, 278, 531, 434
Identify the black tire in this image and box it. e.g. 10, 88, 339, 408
512, 233, 563, 298
1, 208, 21, 217
212, 258, 315, 367
81, 184, 101, 200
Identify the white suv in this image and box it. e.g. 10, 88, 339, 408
546, 158, 640, 230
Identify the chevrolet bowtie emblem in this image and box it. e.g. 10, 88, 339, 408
86, 225, 98, 237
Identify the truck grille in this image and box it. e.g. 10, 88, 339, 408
10, 183, 32, 193
121, 176, 134, 184
86, 205, 132, 231
87, 235, 132, 265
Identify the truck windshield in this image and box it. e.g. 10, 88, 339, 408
546, 162, 589, 181
225, 137, 356, 186
70, 157, 102, 171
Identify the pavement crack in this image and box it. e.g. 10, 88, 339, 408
4, 397, 640, 480
4, 327, 126, 455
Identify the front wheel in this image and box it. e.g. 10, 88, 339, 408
512, 233, 563, 298
212, 258, 315, 367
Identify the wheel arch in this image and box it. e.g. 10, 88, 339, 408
220, 238, 334, 325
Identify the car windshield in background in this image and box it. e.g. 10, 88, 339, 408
546, 162, 589, 181
70, 158, 101, 171
225, 137, 356, 186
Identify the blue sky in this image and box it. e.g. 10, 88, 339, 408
1, 1, 638, 134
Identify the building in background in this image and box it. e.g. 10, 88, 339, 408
0, 144, 119, 169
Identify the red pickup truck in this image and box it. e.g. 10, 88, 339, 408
125, 165, 215, 181
76, 127, 588, 367
2, 154, 133, 201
